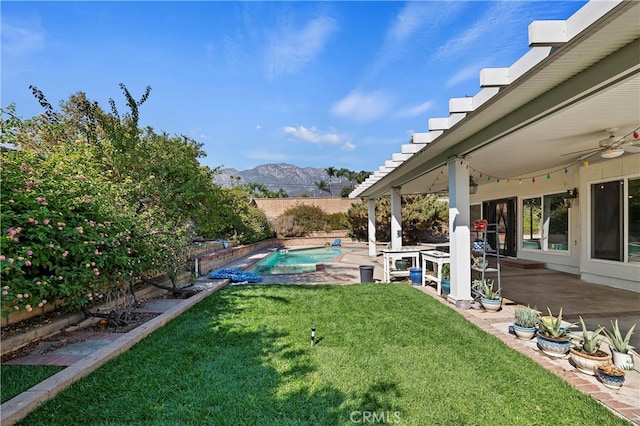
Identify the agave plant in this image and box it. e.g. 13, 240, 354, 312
601, 320, 636, 354
475, 279, 501, 300
575, 316, 605, 355
538, 307, 573, 340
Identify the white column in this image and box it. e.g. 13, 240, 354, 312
367, 198, 377, 257
447, 159, 472, 307
390, 187, 402, 250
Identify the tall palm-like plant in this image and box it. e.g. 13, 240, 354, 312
315, 180, 330, 196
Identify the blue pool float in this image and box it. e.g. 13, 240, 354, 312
208, 269, 263, 283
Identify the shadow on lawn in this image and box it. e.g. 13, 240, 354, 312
199, 287, 361, 424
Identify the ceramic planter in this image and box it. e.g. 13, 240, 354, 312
569, 348, 612, 375
611, 350, 635, 371
595, 366, 625, 389
513, 324, 536, 340
536, 332, 571, 357
480, 298, 502, 312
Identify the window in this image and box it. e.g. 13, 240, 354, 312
522, 193, 568, 251
591, 181, 623, 261
522, 198, 541, 250
627, 178, 639, 262
470, 204, 482, 225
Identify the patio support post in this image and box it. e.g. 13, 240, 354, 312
391, 187, 402, 250
368, 198, 377, 257
446, 159, 473, 307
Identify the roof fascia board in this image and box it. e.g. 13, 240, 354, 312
360, 36, 639, 199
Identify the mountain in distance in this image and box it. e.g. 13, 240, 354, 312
213, 163, 353, 197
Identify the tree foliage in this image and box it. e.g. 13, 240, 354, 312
0, 86, 271, 315
347, 195, 448, 244
270, 204, 343, 237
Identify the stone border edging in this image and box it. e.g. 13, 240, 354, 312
0, 280, 229, 426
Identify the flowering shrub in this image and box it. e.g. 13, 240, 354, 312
1, 110, 142, 315
1, 87, 272, 317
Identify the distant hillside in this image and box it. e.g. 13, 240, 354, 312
213, 163, 353, 197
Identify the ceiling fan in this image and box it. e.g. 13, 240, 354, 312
561, 127, 638, 159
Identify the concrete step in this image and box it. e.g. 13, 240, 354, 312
501, 258, 545, 269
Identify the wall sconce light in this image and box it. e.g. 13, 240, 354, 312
563, 188, 578, 208
469, 176, 478, 194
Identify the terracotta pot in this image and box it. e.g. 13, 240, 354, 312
569, 348, 612, 375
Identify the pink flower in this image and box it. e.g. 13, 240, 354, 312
35, 281, 41, 286
27, 250, 33, 256
42, 299, 47, 304
62, 251, 69, 257
58, 276, 63, 280
76, 226, 83, 233
25, 305, 32, 312
8, 258, 14, 264
1, 290, 7, 296
14, 306, 19, 310
16, 294, 23, 299
0, 255, 4, 261
85, 198, 92, 203
49, 243, 55, 248
44, 219, 51, 225
24, 260, 32, 266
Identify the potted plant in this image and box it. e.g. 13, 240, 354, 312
595, 363, 626, 389
440, 263, 450, 295
476, 278, 501, 312
513, 306, 538, 340
601, 320, 636, 370
569, 316, 612, 375
536, 307, 573, 357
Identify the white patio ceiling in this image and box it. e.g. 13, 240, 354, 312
351, 0, 640, 199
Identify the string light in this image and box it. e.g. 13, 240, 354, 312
444, 126, 638, 192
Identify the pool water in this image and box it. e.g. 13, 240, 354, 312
249, 247, 355, 275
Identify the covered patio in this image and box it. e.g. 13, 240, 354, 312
349, 0, 640, 304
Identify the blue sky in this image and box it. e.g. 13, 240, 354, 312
2, 1, 587, 172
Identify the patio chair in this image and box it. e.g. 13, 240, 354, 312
330, 238, 341, 247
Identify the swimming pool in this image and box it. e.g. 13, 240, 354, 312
248, 247, 355, 275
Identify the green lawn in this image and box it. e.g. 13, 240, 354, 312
18, 284, 628, 425
1, 365, 64, 403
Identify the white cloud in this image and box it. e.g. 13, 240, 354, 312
283, 125, 341, 144
446, 63, 483, 88
256, 124, 261, 130
1, 22, 44, 55
331, 90, 393, 122
395, 101, 434, 119
387, 2, 433, 43
265, 15, 337, 78
341, 141, 356, 151
435, 2, 520, 60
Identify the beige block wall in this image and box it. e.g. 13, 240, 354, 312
254, 197, 362, 219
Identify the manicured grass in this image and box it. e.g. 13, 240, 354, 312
1, 365, 64, 403
18, 284, 629, 425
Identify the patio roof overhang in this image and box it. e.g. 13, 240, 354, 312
350, 0, 640, 200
